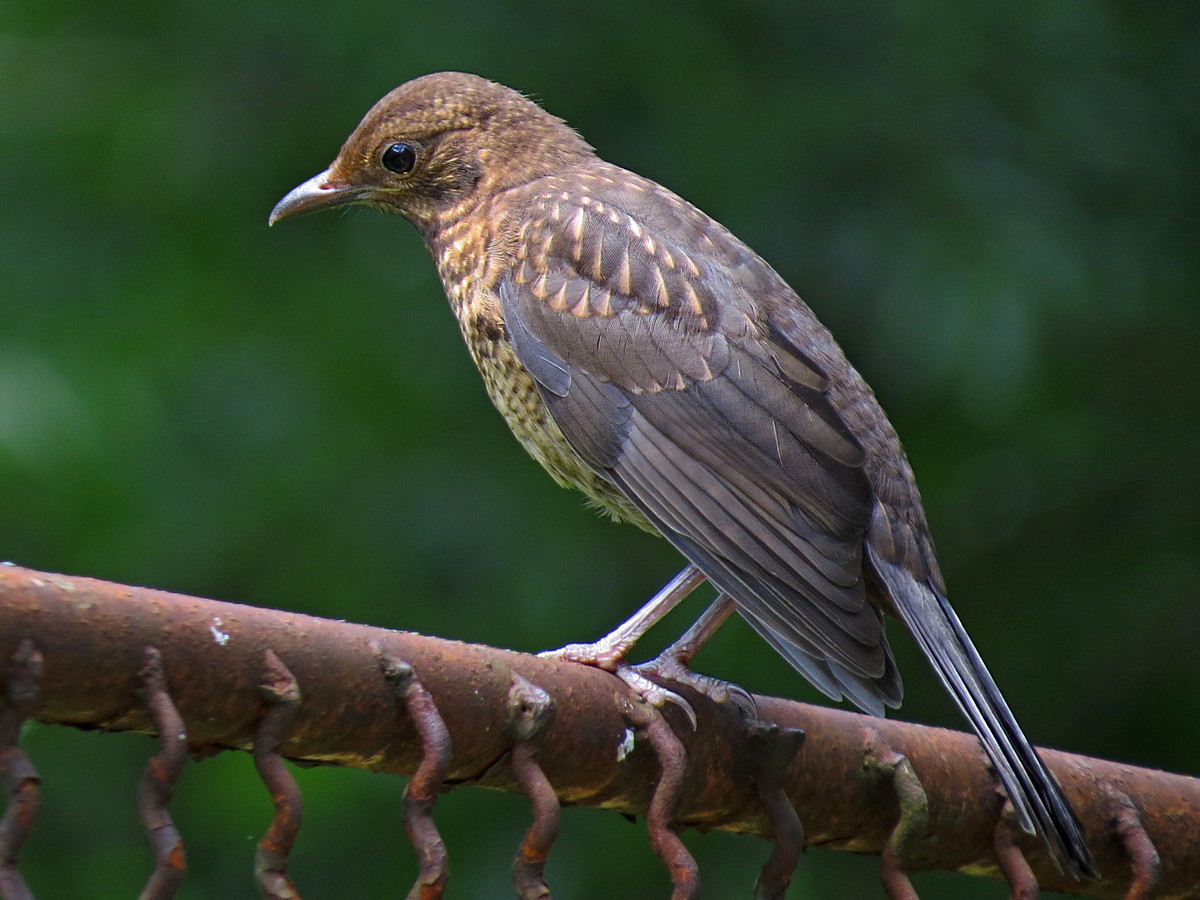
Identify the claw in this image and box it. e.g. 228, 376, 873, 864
615, 665, 698, 729
537, 641, 698, 727
632, 654, 758, 721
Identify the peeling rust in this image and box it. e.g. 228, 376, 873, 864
136, 647, 188, 900
506, 674, 558, 900
253, 650, 302, 900
379, 650, 451, 900
0, 640, 41, 900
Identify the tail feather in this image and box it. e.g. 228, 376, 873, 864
868, 547, 1098, 879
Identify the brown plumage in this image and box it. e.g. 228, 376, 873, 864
270, 71, 1096, 877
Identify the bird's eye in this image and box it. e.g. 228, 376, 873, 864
381, 142, 417, 175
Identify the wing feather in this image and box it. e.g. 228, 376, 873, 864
499, 186, 902, 711
493, 175, 1091, 875
616, 415, 885, 657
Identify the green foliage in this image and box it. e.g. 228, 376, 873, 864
2, 0, 1197, 896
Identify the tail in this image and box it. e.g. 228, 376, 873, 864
867, 546, 1098, 879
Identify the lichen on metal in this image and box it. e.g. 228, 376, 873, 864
863, 729, 929, 900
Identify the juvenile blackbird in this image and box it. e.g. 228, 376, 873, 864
271, 71, 1096, 877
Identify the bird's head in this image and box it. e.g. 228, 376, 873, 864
269, 71, 593, 232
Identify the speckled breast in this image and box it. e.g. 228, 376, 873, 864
431, 218, 651, 531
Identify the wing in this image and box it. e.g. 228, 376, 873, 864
500, 181, 901, 714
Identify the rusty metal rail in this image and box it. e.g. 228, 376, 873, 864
0, 565, 1197, 899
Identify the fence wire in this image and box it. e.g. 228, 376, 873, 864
0, 565, 1195, 899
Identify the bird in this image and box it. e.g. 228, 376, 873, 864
270, 71, 1096, 878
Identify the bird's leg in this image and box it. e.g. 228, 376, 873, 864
538, 563, 708, 669
632, 594, 758, 718
540, 564, 710, 725
645, 592, 738, 669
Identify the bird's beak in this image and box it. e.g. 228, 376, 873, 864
268, 169, 369, 225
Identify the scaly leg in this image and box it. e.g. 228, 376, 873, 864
538, 563, 708, 669
646, 592, 738, 668
539, 564, 709, 724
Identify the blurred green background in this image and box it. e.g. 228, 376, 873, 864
2, 0, 1198, 896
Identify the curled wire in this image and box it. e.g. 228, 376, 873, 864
1109, 790, 1160, 900
621, 694, 699, 900
135, 647, 188, 900
863, 729, 928, 900
0, 640, 42, 900
992, 799, 1038, 900
253, 649, 303, 900
378, 650, 452, 900
506, 673, 559, 900
747, 720, 806, 900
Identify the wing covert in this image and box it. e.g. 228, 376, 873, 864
500, 184, 901, 712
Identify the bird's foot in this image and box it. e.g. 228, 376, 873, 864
538, 642, 698, 727
536, 638, 630, 671
613, 664, 698, 729
631, 653, 758, 721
